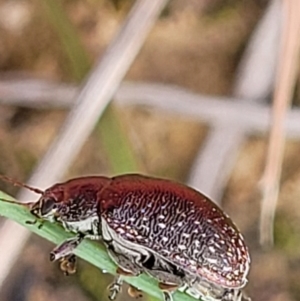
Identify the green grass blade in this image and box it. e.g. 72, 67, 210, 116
42, 0, 91, 81
42, 0, 140, 174
97, 105, 140, 173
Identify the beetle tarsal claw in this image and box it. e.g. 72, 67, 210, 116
59, 254, 77, 276
108, 276, 123, 300
128, 285, 143, 299
241, 291, 251, 301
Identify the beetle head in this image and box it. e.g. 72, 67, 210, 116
29, 185, 64, 222
30, 195, 58, 222
0, 175, 65, 224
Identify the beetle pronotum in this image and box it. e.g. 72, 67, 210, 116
0, 174, 250, 301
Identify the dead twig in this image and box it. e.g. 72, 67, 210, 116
260, 0, 300, 248
233, 0, 282, 102
188, 0, 282, 202
2, 79, 300, 137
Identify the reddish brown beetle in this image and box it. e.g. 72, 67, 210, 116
0, 174, 250, 301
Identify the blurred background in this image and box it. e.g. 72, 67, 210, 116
0, 0, 300, 301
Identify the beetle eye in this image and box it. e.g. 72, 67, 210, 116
41, 198, 56, 216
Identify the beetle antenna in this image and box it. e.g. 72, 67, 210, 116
0, 198, 35, 208
0, 175, 43, 195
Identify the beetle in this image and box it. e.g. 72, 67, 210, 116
0, 174, 250, 301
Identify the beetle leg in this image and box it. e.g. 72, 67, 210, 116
222, 289, 250, 301
108, 267, 139, 300
108, 275, 123, 300
50, 234, 84, 261
162, 292, 173, 301
158, 283, 178, 301
116, 266, 136, 276
105, 242, 143, 276
141, 253, 184, 295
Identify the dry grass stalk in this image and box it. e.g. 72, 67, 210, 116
260, 0, 300, 248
